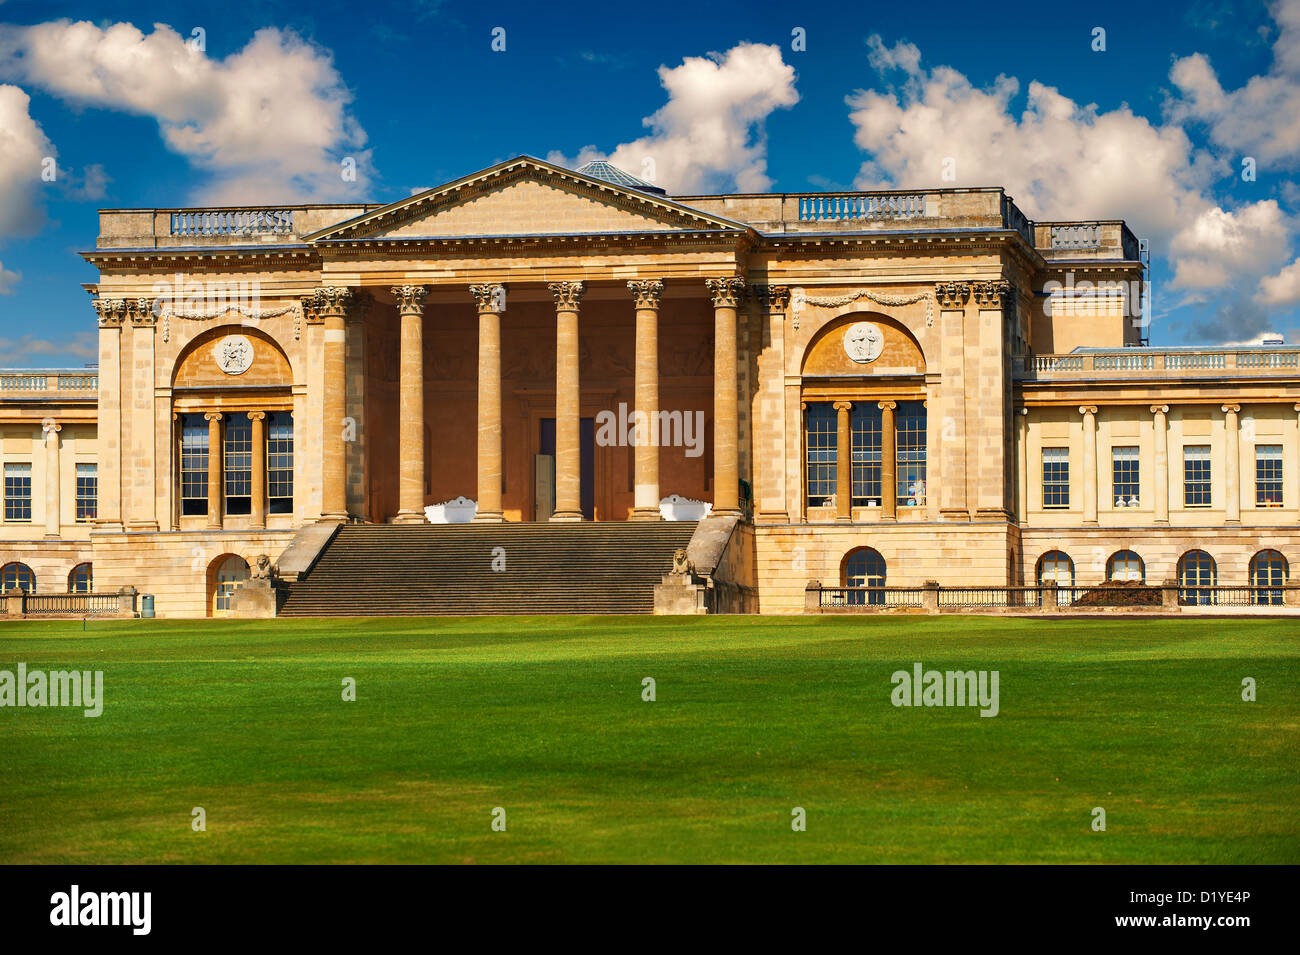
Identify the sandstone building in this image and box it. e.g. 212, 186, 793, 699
1, 156, 1296, 616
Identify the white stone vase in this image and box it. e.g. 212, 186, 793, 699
424, 496, 478, 524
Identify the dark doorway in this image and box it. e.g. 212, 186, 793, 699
538, 418, 595, 521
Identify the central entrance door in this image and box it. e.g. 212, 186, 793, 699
536, 418, 594, 520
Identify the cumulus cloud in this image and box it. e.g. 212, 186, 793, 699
0, 330, 97, 366
1257, 257, 1300, 304
846, 33, 1299, 342
0, 83, 54, 296
0, 20, 371, 203
1168, 0, 1300, 167
549, 43, 798, 194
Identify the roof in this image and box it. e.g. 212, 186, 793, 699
574, 160, 668, 196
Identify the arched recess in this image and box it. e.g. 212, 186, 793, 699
171, 323, 294, 390
208, 554, 250, 617
1, 562, 35, 593
800, 312, 927, 378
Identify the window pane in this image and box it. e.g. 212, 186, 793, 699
1183, 445, 1211, 506
267, 412, 294, 512
4, 463, 32, 521
1255, 444, 1283, 507
850, 404, 881, 505
75, 463, 97, 522
224, 414, 252, 514
180, 415, 209, 515
896, 401, 927, 506
805, 404, 837, 508
1112, 446, 1139, 506
1042, 448, 1069, 508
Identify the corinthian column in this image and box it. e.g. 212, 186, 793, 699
471, 284, 506, 522
315, 287, 354, 521
1223, 403, 1241, 524
1151, 405, 1169, 524
706, 277, 746, 517
549, 281, 586, 522
393, 285, 428, 523
629, 279, 664, 520
42, 421, 61, 539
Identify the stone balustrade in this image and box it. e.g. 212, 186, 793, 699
1015, 348, 1300, 379
0, 371, 98, 395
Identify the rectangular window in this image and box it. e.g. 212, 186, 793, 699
1183, 444, 1211, 507
1041, 447, 1069, 508
805, 403, 837, 509
75, 463, 97, 521
224, 413, 252, 515
895, 401, 927, 506
850, 404, 881, 505
4, 463, 31, 521
1256, 444, 1283, 507
180, 415, 209, 516
267, 412, 294, 514
1112, 446, 1140, 507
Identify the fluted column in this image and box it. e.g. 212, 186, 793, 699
471, 284, 506, 522
880, 400, 897, 521
316, 287, 353, 521
205, 412, 223, 529
706, 277, 745, 517
249, 412, 267, 529
834, 401, 852, 521
629, 279, 664, 520
393, 285, 428, 523
1223, 403, 1241, 524
1080, 405, 1098, 525
1151, 405, 1169, 524
550, 281, 586, 522
42, 421, 61, 539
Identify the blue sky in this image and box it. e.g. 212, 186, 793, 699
1, 0, 1298, 366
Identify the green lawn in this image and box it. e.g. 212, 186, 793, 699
1, 614, 1296, 864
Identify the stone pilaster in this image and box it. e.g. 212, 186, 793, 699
92, 299, 125, 531
935, 281, 970, 520
1016, 407, 1029, 521
205, 412, 223, 530
298, 294, 325, 524
470, 283, 506, 522
628, 279, 664, 521
1080, 405, 1098, 525
393, 285, 428, 523
549, 281, 586, 522
1223, 403, 1241, 524
834, 401, 852, 521
314, 287, 354, 521
754, 285, 790, 523
249, 412, 266, 529
973, 280, 1011, 519
706, 277, 746, 517
42, 421, 61, 539
1151, 405, 1169, 525
880, 400, 898, 521
125, 298, 159, 530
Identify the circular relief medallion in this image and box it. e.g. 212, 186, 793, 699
214, 335, 254, 376
843, 322, 884, 364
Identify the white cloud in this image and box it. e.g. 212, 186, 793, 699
0, 83, 53, 238
0, 331, 97, 366
0, 20, 372, 203
1168, 201, 1291, 289
1168, 0, 1300, 166
1257, 257, 1300, 304
549, 43, 798, 194
0, 262, 19, 295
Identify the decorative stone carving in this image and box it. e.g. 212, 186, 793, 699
548, 281, 586, 309
214, 334, 254, 376
251, 554, 274, 579
312, 286, 355, 317
753, 285, 791, 312
424, 496, 478, 524
128, 298, 156, 325
934, 281, 970, 309
391, 285, 427, 315
972, 280, 1012, 308
705, 277, 747, 308
469, 283, 507, 312
843, 322, 885, 363
92, 299, 126, 327
627, 279, 665, 309
671, 548, 696, 576
659, 494, 713, 521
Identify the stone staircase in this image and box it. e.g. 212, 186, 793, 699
277, 521, 698, 616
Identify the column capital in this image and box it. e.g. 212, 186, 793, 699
548, 281, 586, 310
127, 297, 156, 326
248, 411, 266, 421
1150, 404, 1169, 415
391, 285, 428, 315
752, 284, 791, 312
469, 283, 507, 312
1018, 407, 1029, 417
41, 420, 62, 435
92, 298, 127, 328
1221, 403, 1241, 414
833, 400, 853, 412
934, 281, 970, 309
705, 277, 747, 308
627, 279, 665, 309
1079, 405, 1098, 416
972, 279, 1012, 309
310, 287, 356, 318
878, 399, 898, 412
204, 411, 223, 422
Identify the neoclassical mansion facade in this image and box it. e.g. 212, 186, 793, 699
1, 156, 1297, 616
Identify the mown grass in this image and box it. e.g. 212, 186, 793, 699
0, 614, 1296, 863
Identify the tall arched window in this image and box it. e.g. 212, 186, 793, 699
211, 555, 250, 616
1, 562, 35, 593
1178, 550, 1217, 605
843, 547, 886, 605
1107, 551, 1145, 583
68, 563, 93, 594
1250, 550, 1288, 606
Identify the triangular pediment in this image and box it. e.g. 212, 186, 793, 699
305, 156, 749, 242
